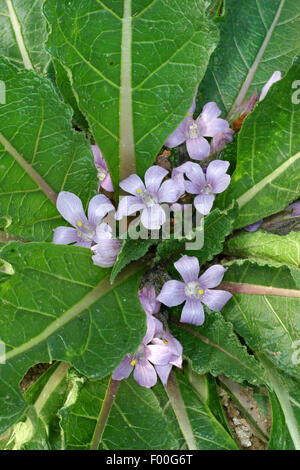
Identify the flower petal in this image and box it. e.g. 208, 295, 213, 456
183, 161, 206, 193
244, 220, 263, 232
174, 255, 199, 283
146, 344, 172, 365
101, 173, 114, 192
154, 364, 172, 386
201, 289, 232, 311
112, 355, 134, 380
56, 191, 87, 228
157, 179, 182, 203
94, 222, 112, 242
186, 137, 210, 160
88, 194, 115, 227
145, 166, 168, 194
201, 118, 230, 137
134, 359, 157, 388
120, 174, 145, 196
199, 265, 227, 289
92, 144, 104, 167
115, 196, 145, 220
199, 102, 221, 122
92, 239, 122, 268
206, 160, 231, 193
194, 194, 215, 215
52, 226, 79, 245
157, 280, 186, 307
211, 128, 234, 154
180, 299, 205, 326
140, 205, 166, 230
165, 122, 187, 148
139, 286, 160, 315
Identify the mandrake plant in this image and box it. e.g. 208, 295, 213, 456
0, 0, 300, 451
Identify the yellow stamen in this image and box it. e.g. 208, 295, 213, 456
137, 189, 143, 194
163, 340, 168, 345
198, 289, 203, 295
77, 221, 83, 227
131, 359, 136, 366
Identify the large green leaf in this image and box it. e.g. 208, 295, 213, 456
59, 374, 178, 450
0, 0, 49, 73
170, 311, 267, 386
199, 0, 300, 117
0, 57, 97, 241
222, 259, 300, 379
43, 0, 219, 188
0, 241, 146, 434
217, 60, 300, 228
225, 230, 300, 268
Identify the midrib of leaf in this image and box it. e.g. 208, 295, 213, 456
165, 371, 197, 450
0, 132, 57, 205
34, 362, 70, 416
5, 0, 33, 70
0, 263, 140, 363
258, 354, 300, 450
234, 149, 300, 215
90, 378, 120, 450
119, 0, 135, 181
229, 0, 285, 118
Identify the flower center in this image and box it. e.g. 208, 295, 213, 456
97, 167, 107, 182
201, 183, 213, 195
131, 344, 146, 365
76, 221, 95, 242
188, 121, 199, 139
185, 281, 204, 299
137, 189, 158, 207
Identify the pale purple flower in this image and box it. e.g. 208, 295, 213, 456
152, 329, 183, 386
157, 255, 232, 326
91, 224, 122, 267
165, 102, 230, 160
176, 160, 230, 215
112, 316, 173, 388
244, 220, 263, 232
286, 202, 300, 218
115, 166, 182, 230
211, 127, 235, 154
53, 191, 115, 248
92, 145, 113, 192
139, 286, 163, 344
259, 71, 282, 101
